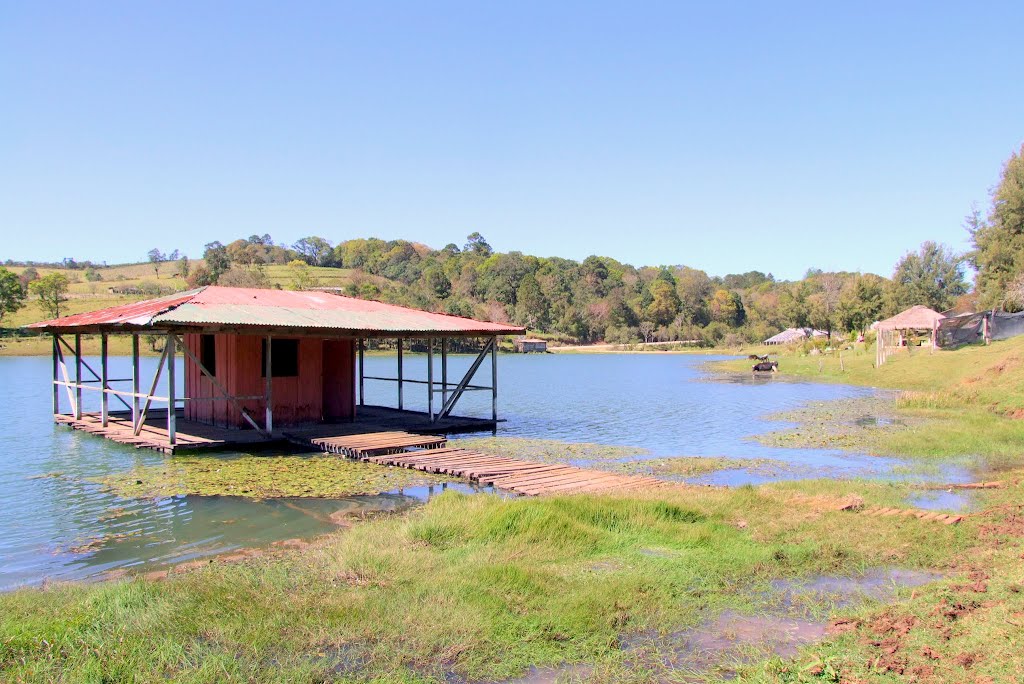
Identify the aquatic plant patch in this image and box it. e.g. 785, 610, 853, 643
622, 456, 791, 480
753, 396, 910, 453
91, 453, 448, 500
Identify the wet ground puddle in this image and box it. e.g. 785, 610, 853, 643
490, 568, 942, 684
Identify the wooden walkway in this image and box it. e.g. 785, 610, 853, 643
285, 429, 669, 496
858, 506, 964, 525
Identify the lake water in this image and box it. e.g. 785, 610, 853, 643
0, 352, 964, 590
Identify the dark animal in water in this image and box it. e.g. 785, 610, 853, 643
748, 354, 769, 361
752, 361, 778, 372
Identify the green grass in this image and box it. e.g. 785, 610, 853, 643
261, 263, 360, 289
718, 337, 1024, 472
717, 336, 1024, 399
3, 476, 1001, 683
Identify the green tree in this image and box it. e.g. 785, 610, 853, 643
177, 256, 191, 280
806, 272, 843, 337
219, 264, 270, 288
889, 241, 966, 312
287, 259, 319, 290
969, 144, 1024, 308
778, 282, 810, 328
147, 248, 166, 277
30, 273, 69, 318
464, 232, 493, 257
423, 266, 452, 299
477, 252, 533, 306
837, 274, 885, 333
18, 266, 39, 289
0, 267, 27, 324
674, 267, 713, 325
202, 242, 230, 282
513, 273, 549, 329
293, 236, 334, 267
645, 279, 681, 327
709, 289, 745, 326
186, 263, 214, 288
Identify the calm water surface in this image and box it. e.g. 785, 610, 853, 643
0, 352, 963, 590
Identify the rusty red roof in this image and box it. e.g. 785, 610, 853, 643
25, 290, 201, 330
26, 286, 525, 336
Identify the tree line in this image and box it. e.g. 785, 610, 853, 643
4, 143, 1023, 345
157, 228, 965, 346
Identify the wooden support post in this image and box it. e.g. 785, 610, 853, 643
133, 343, 169, 436
132, 334, 141, 429
351, 337, 358, 419
441, 337, 448, 408
427, 338, 434, 422
55, 337, 77, 416
358, 338, 365, 407
491, 335, 498, 422
397, 337, 404, 410
74, 333, 82, 419
51, 334, 59, 415
100, 333, 109, 426
166, 333, 176, 446
265, 335, 273, 434
438, 337, 493, 419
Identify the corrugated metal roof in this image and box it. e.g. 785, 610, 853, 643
25, 290, 201, 330
26, 286, 525, 336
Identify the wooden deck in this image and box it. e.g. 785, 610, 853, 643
56, 409, 667, 496
54, 405, 497, 454
54, 411, 271, 453
285, 429, 670, 496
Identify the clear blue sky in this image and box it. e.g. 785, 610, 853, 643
2, 2, 1022, 280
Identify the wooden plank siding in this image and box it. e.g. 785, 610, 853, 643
183, 334, 355, 429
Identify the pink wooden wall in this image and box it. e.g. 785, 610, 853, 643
184, 334, 355, 429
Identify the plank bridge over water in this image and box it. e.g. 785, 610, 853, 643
285, 428, 669, 497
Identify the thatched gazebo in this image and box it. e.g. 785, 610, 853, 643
876, 305, 946, 333
874, 305, 945, 365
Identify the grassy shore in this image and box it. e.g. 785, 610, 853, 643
718, 336, 1024, 472
7, 475, 1022, 683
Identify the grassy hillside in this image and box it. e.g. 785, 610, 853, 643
6, 263, 190, 296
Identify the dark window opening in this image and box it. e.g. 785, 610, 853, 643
261, 338, 299, 377
200, 334, 217, 375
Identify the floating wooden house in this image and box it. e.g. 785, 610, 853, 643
26, 286, 525, 452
